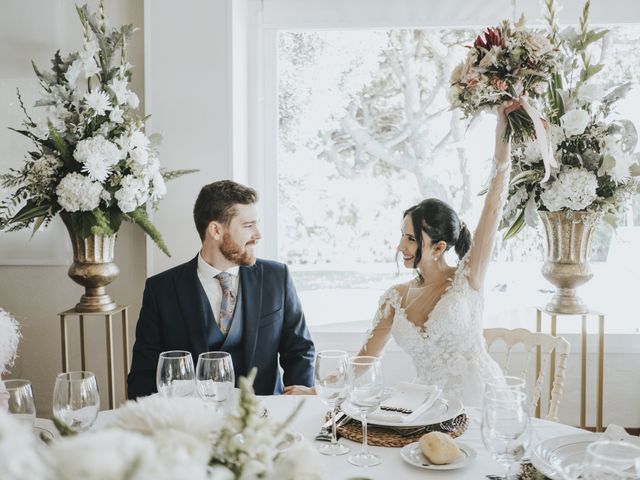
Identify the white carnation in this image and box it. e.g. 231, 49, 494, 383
114, 175, 149, 213
73, 135, 121, 183
560, 109, 590, 137
56, 173, 102, 212
540, 168, 599, 212
83, 89, 112, 117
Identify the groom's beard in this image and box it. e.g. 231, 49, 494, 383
220, 232, 256, 266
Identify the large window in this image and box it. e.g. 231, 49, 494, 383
264, 14, 640, 333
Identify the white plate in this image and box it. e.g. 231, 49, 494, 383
531, 433, 640, 479
400, 441, 476, 470
342, 397, 464, 428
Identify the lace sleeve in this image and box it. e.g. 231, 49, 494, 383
466, 147, 511, 291
357, 288, 401, 358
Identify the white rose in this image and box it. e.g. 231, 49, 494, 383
560, 109, 590, 137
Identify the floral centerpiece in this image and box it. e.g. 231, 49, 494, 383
0, 2, 194, 311
0, 368, 321, 480
449, 15, 559, 155
500, 0, 640, 313
501, 0, 640, 239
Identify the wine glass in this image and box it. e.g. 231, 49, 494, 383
52, 371, 100, 432
553, 440, 640, 479
196, 351, 235, 412
156, 350, 196, 397
314, 350, 350, 456
346, 355, 384, 467
481, 389, 531, 480
486, 375, 526, 393
2, 379, 36, 424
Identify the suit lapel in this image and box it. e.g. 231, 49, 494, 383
241, 262, 263, 373
175, 255, 207, 356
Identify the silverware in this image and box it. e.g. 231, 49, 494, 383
315, 413, 352, 442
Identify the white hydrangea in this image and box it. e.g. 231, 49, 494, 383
83, 89, 112, 117
73, 135, 122, 183
56, 173, 102, 212
114, 175, 149, 213
540, 168, 599, 212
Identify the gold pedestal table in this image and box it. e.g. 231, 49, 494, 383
59, 305, 130, 409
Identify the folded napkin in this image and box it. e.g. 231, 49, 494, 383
603, 424, 634, 442
369, 382, 441, 424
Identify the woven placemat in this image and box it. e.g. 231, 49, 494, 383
333, 412, 469, 448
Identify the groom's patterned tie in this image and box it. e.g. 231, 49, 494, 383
215, 272, 236, 335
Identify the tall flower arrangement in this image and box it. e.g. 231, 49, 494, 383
501, 0, 640, 239
0, 2, 194, 255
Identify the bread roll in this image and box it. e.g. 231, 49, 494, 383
419, 431, 461, 465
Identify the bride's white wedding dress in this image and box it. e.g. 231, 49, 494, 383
364, 256, 504, 406
359, 161, 510, 406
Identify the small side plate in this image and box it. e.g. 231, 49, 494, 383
400, 441, 477, 470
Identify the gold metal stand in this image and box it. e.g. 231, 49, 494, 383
535, 307, 605, 431
59, 305, 130, 409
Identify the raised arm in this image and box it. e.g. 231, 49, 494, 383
466, 101, 518, 291
357, 288, 401, 357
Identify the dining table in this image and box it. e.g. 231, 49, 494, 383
36, 394, 583, 479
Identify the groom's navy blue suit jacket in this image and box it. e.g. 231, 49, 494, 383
127, 256, 315, 398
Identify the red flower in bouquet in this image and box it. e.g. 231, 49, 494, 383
474, 27, 504, 50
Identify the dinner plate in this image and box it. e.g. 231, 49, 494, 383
400, 441, 476, 470
531, 433, 640, 479
342, 397, 464, 428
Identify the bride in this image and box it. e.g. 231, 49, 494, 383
285, 101, 519, 403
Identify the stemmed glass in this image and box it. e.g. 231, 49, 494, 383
156, 350, 196, 397
52, 371, 100, 432
196, 351, 235, 412
553, 440, 640, 479
3, 379, 36, 424
314, 350, 350, 456
346, 355, 384, 467
481, 389, 531, 480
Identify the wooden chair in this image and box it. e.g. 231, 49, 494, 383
484, 327, 570, 422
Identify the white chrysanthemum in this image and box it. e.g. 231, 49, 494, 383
109, 78, 130, 105
129, 131, 150, 151
114, 175, 149, 213
0, 410, 49, 480
0, 309, 20, 375
83, 89, 112, 117
56, 173, 102, 212
560, 109, 590, 137
111, 396, 220, 440
540, 168, 599, 212
73, 136, 121, 183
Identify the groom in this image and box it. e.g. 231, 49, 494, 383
127, 180, 315, 398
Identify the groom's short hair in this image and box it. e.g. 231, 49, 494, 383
193, 180, 258, 241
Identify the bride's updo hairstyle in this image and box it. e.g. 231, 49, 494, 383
403, 198, 472, 268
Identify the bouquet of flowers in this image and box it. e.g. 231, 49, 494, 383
0, 1, 194, 255
449, 16, 559, 148
500, 0, 640, 239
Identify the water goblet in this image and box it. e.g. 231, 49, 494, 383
346, 355, 384, 467
2, 379, 36, 424
156, 350, 196, 397
481, 389, 531, 480
196, 351, 235, 413
314, 349, 350, 456
52, 371, 100, 432
554, 440, 640, 479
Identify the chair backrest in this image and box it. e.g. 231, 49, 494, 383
483, 327, 570, 422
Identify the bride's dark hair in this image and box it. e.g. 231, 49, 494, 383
403, 198, 471, 268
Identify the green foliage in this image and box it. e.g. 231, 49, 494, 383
126, 207, 170, 256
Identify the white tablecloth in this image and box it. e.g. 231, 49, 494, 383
37, 395, 583, 479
